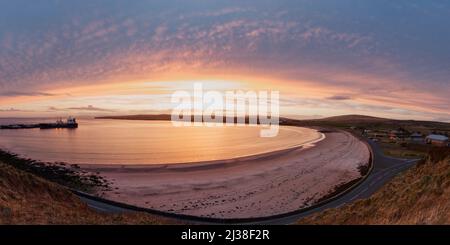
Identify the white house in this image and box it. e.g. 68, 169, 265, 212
425, 134, 449, 146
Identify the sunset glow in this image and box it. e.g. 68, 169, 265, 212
1, 1, 450, 231
1, 1, 449, 121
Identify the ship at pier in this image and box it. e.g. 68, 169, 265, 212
39, 117, 78, 129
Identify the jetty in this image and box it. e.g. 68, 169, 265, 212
0, 117, 78, 130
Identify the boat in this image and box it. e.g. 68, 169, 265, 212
0, 117, 78, 130
39, 117, 78, 129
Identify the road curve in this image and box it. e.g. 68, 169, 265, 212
75, 139, 418, 225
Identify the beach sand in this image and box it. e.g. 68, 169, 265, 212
81, 130, 370, 218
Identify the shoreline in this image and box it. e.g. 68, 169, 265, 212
0, 120, 323, 166
0, 121, 371, 219
85, 130, 370, 219
79, 131, 326, 171
0, 149, 109, 193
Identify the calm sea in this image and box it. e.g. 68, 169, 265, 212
0, 119, 321, 165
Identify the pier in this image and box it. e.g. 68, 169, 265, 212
0, 117, 78, 130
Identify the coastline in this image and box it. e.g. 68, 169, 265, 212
0, 120, 371, 219
0, 119, 322, 165
79, 131, 326, 171
83, 129, 370, 219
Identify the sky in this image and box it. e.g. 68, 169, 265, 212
0, 0, 449, 121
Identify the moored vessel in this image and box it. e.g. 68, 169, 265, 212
39, 117, 78, 129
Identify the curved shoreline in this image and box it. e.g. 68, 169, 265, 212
0, 126, 370, 219
87, 130, 371, 219
0, 122, 323, 166
79, 131, 326, 171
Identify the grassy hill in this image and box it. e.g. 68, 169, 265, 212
282, 115, 450, 159
0, 161, 173, 224
317, 114, 392, 123
283, 114, 450, 132
297, 148, 450, 224
98, 114, 450, 132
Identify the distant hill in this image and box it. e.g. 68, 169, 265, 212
291, 114, 449, 126
96, 114, 450, 134
97, 114, 264, 124
96, 114, 172, 121
319, 114, 392, 123
298, 148, 450, 224
281, 114, 450, 134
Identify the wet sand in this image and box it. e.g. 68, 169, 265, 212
81, 130, 370, 218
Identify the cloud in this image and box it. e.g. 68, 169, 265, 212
0, 1, 449, 121
0, 107, 24, 112
0, 91, 57, 97
47, 106, 64, 111
325, 95, 353, 101
66, 105, 115, 112
47, 105, 115, 112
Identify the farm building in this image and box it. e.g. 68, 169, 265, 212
425, 134, 449, 146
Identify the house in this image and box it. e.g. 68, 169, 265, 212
363, 129, 371, 135
425, 134, 449, 146
389, 130, 408, 141
388, 130, 398, 140
409, 132, 424, 142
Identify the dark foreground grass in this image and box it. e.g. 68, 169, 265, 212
0, 160, 175, 224
0, 149, 109, 193
298, 148, 450, 224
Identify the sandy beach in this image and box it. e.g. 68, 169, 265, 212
82, 129, 370, 218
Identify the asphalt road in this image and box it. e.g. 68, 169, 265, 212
77, 139, 418, 224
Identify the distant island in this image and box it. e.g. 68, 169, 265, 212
97, 114, 450, 131
97, 114, 267, 124
96, 114, 172, 121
